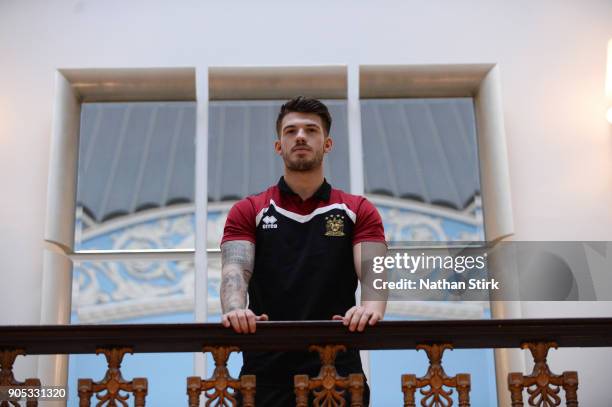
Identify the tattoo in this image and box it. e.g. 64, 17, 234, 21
222, 241, 255, 276
220, 241, 255, 313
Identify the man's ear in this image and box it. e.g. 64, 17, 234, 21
274, 139, 282, 156
324, 136, 333, 153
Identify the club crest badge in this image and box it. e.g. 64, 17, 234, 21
325, 214, 345, 237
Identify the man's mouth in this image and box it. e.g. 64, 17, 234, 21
292, 147, 312, 153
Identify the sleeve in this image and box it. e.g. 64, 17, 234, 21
352, 197, 387, 246
221, 198, 256, 245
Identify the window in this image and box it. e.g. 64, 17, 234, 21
360, 97, 494, 406
74, 102, 196, 252
358, 64, 509, 405
72, 101, 197, 321
69, 101, 197, 404
43, 65, 513, 406
361, 97, 484, 243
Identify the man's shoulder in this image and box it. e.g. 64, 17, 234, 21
329, 189, 382, 226
329, 188, 369, 210
230, 185, 277, 214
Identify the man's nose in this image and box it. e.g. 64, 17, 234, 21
295, 129, 307, 142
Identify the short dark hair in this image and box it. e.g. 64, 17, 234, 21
276, 96, 332, 137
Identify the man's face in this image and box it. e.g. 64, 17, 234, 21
275, 112, 333, 171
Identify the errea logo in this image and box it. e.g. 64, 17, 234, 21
262, 215, 278, 229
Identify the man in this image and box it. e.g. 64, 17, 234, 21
220, 96, 387, 406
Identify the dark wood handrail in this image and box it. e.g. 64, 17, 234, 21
1, 318, 611, 355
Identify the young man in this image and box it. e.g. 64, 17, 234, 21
220, 96, 387, 406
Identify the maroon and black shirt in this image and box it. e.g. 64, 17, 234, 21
222, 176, 385, 385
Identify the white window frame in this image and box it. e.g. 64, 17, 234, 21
42, 64, 519, 406
40, 67, 204, 387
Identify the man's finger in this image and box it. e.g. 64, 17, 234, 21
332, 315, 343, 320
222, 314, 230, 328
237, 310, 249, 334
246, 310, 257, 333
348, 308, 364, 332
257, 314, 269, 321
343, 306, 358, 326
368, 313, 381, 325
228, 313, 241, 334
357, 311, 372, 332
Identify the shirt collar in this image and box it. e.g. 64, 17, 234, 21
277, 176, 331, 201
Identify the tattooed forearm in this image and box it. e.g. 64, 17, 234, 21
220, 241, 255, 313
222, 240, 255, 278
221, 270, 248, 312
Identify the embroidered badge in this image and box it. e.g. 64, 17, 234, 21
325, 214, 345, 237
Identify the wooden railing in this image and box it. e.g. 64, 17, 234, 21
1, 318, 611, 406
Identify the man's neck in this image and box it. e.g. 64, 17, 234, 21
283, 168, 325, 201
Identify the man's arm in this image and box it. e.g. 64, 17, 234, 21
333, 242, 388, 332
220, 240, 267, 333
221, 240, 254, 312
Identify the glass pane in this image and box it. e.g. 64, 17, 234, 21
207, 251, 222, 316
71, 260, 194, 324
361, 98, 484, 242
206, 99, 350, 251
74, 102, 196, 251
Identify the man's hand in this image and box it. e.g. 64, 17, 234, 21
332, 305, 383, 332
222, 309, 269, 334
345, 242, 387, 332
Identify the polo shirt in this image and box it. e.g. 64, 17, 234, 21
221, 176, 385, 385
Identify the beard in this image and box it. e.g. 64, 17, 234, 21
283, 147, 324, 171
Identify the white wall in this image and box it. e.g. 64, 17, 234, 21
1, 0, 612, 404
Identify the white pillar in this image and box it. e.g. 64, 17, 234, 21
37, 249, 72, 407
194, 66, 210, 381
475, 65, 525, 406
44, 71, 80, 251
37, 71, 81, 407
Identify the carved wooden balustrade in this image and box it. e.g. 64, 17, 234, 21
0, 349, 40, 407
187, 346, 256, 407
401, 344, 470, 407
0, 318, 611, 406
77, 347, 147, 407
507, 342, 578, 407
294, 345, 364, 407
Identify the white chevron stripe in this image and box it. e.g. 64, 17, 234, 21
255, 199, 356, 227
255, 207, 267, 227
